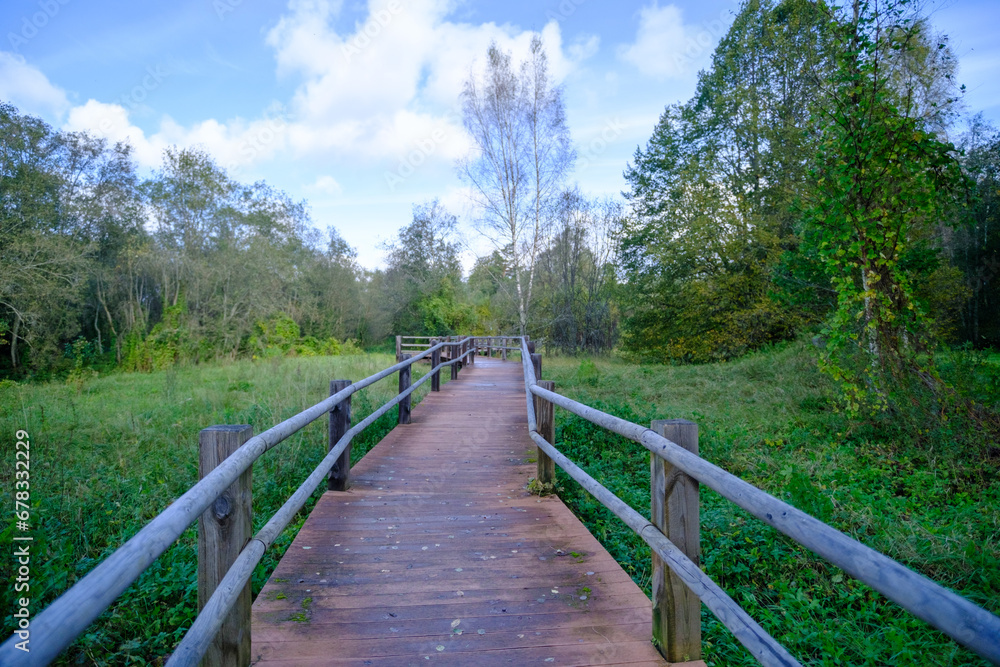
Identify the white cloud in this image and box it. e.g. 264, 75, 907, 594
569, 34, 601, 63
0, 52, 70, 119
63, 99, 290, 172
7, 2, 597, 188
618, 2, 703, 79
266, 0, 595, 163
64, 100, 165, 166
308, 174, 344, 196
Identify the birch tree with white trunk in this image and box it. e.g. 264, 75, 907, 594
459, 35, 573, 335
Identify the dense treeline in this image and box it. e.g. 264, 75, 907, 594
0, 104, 619, 379
621, 0, 998, 362
620, 0, 1000, 422
0, 102, 376, 378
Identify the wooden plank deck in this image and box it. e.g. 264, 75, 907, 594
251, 358, 668, 666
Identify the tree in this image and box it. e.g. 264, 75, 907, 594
802, 0, 967, 412
141, 148, 319, 361
296, 227, 364, 342
380, 201, 470, 336
0, 105, 109, 372
535, 191, 621, 353
0, 101, 369, 376
460, 35, 574, 335
620, 0, 835, 362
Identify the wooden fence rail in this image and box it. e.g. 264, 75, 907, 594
518, 338, 1000, 666
396, 335, 523, 362
0, 338, 476, 667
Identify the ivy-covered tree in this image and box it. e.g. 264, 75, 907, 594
801, 0, 967, 412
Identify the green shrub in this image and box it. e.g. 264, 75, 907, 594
576, 358, 600, 386
123, 299, 192, 372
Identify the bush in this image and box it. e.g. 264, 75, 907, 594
124, 300, 192, 372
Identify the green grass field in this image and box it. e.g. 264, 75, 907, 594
542, 343, 1000, 666
1, 345, 998, 665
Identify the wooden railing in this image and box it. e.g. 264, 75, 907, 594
396, 335, 522, 362
472, 335, 521, 361
0, 338, 477, 666
519, 338, 1000, 666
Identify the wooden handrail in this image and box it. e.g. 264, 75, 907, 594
0, 338, 476, 666
395, 335, 523, 364
518, 338, 1000, 666
170, 343, 476, 666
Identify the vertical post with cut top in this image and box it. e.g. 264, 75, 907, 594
531, 353, 542, 381
395, 335, 402, 361
534, 380, 555, 485
502, 337, 507, 361
650, 419, 701, 663
329, 380, 352, 491
198, 424, 253, 667
398, 355, 412, 425
451, 341, 459, 380
431, 344, 441, 392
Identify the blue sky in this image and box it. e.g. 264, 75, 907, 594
2, 0, 998, 269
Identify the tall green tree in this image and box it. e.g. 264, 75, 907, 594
620, 0, 835, 362
0, 104, 145, 372
380, 201, 470, 336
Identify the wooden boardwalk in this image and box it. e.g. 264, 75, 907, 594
251, 359, 667, 666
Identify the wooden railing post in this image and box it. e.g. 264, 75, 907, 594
329, 380, 352, 491
451, 341, 459, 380
487, 337, 493, 358
650, 419, 701, 663
502, 337, 507, 361
534, 380, 555, 485
431, 344, 441, 392
526, 340, 536, 354
531, 353, 542, 381
395, 335, 402, 361
398, 355, 412, 424
198, 425, 253, 667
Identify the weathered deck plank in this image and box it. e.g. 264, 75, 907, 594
251, 359, 667, 666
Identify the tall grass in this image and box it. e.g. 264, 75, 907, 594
543, 342, 1000, 666
0, 353, 435, 665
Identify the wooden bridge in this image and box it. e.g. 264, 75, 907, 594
250, 358, 670, 666
3, 336, 999, 667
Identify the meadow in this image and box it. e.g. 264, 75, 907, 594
1, 344, 998, 665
